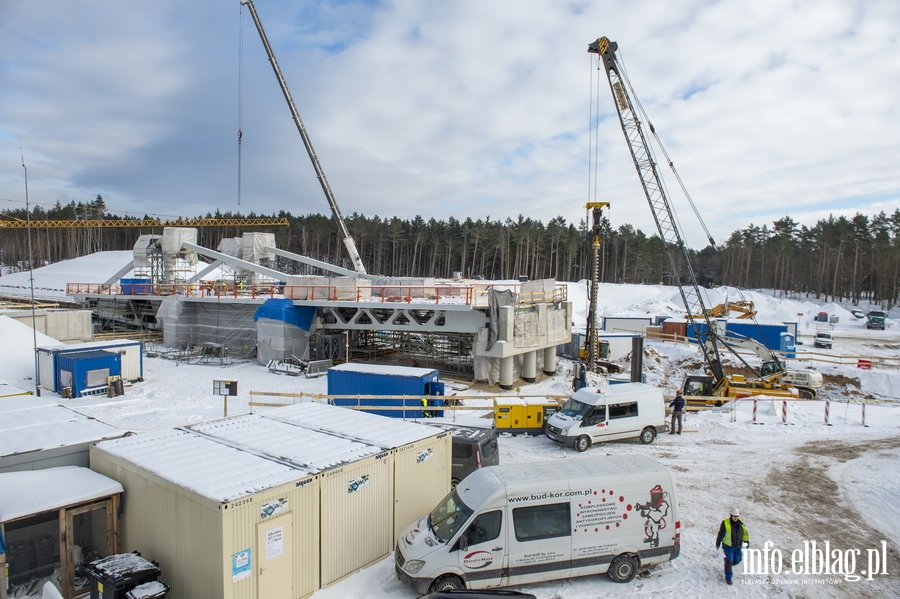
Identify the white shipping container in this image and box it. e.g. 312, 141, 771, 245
37, 340, 144, 393
188, 415, 396, 587
91, 429, 321, 599
265, 402, 452, 543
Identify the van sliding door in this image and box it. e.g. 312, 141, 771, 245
507, 502, 571, 585
605, 401, 639, 440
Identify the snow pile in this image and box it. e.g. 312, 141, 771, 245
0, 315, 59, 386
0, 251, 133, 300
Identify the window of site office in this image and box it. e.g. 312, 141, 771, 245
513, 503, 571, 542
609, 401, 638, 420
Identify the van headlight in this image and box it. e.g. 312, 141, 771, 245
404, 559, 426, 574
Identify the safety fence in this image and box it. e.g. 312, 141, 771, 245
722, 397, 890, 427
245, 390, 566, 412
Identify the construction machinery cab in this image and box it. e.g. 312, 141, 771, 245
682, 375, 714, 397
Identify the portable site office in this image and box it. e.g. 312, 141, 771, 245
90, 429, 321, 599
186, 415, 394, 588
0, 396, 125, 474
37, 340, 144, 394
263, 401, 452, 542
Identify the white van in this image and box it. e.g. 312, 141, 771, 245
544, 383, 666, 452
395, 455, 680, 594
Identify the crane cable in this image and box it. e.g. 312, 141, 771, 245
616, 52, 775, 365
616, 50, 716, 250
237, 4, 245, 206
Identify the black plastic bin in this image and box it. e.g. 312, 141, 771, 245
125, 580, 170, 599
33, 534, 56, 577
7, 540, 36, 586
84, 552, 161, 599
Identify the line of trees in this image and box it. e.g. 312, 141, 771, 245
2, 199, 899, 308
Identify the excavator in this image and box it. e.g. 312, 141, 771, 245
693, 300, 757, 320
588, 37, 815, 405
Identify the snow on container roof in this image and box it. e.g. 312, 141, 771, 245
0, 384, 34, 399
188, 415, 381, 473
265, 401, 440, 448
38, 339, 142, 352
3, 419, 124, 458
0, 466, 123, 522
0, 395, 57, 413
328, 362, 437, 377
0, 402, 124, 457
93, 429, 306, 503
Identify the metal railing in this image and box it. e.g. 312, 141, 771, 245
66, 281, 569, 307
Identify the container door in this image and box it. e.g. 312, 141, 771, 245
257, 513, 293, 599
456, 509, 506, 588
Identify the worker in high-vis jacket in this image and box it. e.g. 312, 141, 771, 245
715, 507, 749, 585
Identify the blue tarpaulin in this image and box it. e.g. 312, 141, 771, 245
253, 298, 316, 331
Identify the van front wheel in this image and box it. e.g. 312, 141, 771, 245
430, 574, 464, 592
608, 554, 638, 583
574, 435, 591, 452
639, 427, 657, 444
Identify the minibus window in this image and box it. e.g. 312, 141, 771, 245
512, 502, 571, 542
559, 398, 591, 420
583, 405, 606, 426
461, 510, 502, 547
429, 489, 473, 543
480, 435, 498, 460
452, 443, 474, 460
609, 401, 639, 420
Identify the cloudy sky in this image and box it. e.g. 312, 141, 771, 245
1, 0, 898, 248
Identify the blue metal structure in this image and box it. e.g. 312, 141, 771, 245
57, 350, 121, 397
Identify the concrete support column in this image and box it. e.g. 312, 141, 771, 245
522, 351, 537, 383
499, 356, 514, 390
543, 346, 557, 375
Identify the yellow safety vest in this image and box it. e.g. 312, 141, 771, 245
722, 518, 749, 547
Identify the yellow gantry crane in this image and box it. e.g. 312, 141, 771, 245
0, 217, 290, 229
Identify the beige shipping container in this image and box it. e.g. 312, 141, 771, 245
264, 402, 452, 542
187, 415, 395, 587
90, 429, 320, 599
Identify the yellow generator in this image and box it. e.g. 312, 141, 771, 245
494, 397, 560, 434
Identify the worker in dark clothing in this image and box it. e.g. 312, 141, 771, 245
716, 507, 749, 585
669, 390, 685, 435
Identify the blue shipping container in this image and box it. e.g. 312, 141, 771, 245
119, 278, 152, 295
57, 350, 121, 398
328, 363, 442, 418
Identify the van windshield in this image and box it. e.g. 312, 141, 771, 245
559, 397, 591, 420
428, 489, 473, 543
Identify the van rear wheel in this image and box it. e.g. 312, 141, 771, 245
639, 427, 657, 444
608, 554, 638, 583
574, 435, 591, 452
430, 574, 464, 592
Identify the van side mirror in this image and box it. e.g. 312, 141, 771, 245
459, 534, 469, 552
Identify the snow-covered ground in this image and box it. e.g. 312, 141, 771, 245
2, 256, 899, 598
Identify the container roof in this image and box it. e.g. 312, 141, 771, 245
93, 429, 308, 503
0, 466, 123, 522
265, 402, 442, 448
188, 415, 382, 472
0, 401, 124, 458
329, 362, 437, 377
57, 349, 118, 361
38, 339, 142, 352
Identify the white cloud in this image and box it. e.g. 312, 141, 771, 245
0, 0, 898, 248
